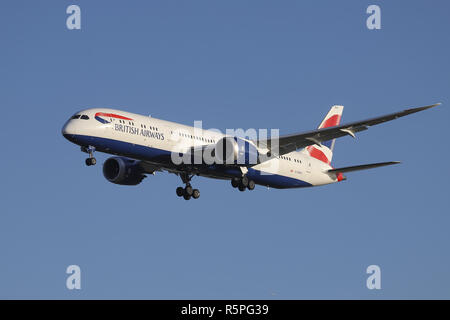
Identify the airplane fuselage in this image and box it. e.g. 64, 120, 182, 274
62, 108, 339, 189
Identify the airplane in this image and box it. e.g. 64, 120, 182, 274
62, 103, 440, 200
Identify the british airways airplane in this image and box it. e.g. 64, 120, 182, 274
62, 103, 440, 200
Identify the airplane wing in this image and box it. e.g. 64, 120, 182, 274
139, 161, 163, 174
327, 161, 400, 174
257, 103, 440, 156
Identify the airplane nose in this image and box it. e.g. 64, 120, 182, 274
62, 120, 77, 141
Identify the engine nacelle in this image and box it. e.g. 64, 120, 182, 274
215, 137, 260, 166
103, 157, 146, 186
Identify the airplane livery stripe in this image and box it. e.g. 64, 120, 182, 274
306, 146, 330, 164
320, 114, 341, 129
95, 112, 133, 121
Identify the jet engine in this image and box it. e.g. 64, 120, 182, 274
102, 157, 146, 185
215, 137, 260, 166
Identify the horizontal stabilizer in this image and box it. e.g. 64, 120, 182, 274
327, 161, 401, 174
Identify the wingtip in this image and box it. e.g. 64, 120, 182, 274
409, 103, 441, 113
425, 102, 442, 109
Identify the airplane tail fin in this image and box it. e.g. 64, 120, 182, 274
304, 105, 344, 164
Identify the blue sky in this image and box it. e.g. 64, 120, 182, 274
0, 0, 449, 299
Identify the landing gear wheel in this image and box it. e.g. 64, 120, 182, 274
247, 180, 255, 190
85, 158, 96, 166
240, 175, 249, 187
184, 185, 193, 196
183, 193, 191, 200
192, 189, 200, 199
238, 184, 246, 192
231, 177, 240, 188
176, 187, 184, 197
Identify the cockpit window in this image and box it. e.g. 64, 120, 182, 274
71, 114, 89, 120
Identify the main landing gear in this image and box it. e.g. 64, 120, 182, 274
231, 176, 255, 192
176, 173, 200, 200
82, 146, 97, 166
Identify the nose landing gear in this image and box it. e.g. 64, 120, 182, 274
85, 158, 96, 166
176, 173, 200, 200
82, 146, 97, 166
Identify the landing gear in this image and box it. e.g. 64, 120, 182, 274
192, 189, 200, 199
176, 187, 184, 197
82, 146, 96, 166
231, 177, 240, 188
177, 183, 200, 200
176, 173, 200, 200
183, 192, 191, 200
85, 158, 96, 166
240, 175, 249, 188
185, 185, 193, 196
231, 175, 255, 192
